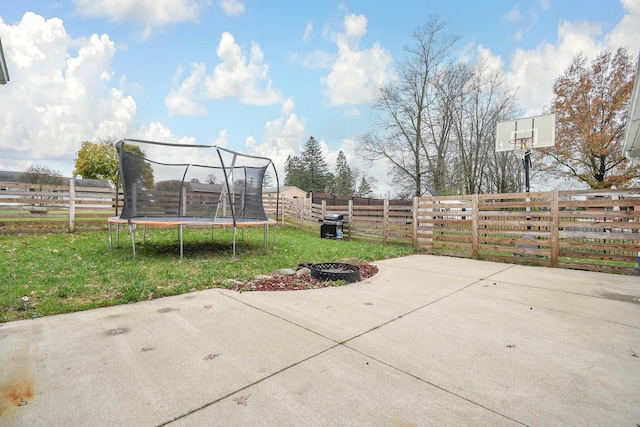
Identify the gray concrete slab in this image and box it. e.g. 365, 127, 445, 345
0, 291, 335, 426
171, 345, 520, 427
1, 254, 639, 426
225, 266, 483, 343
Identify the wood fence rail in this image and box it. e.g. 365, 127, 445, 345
2, 180, 639, 274
282, 189, 640, 275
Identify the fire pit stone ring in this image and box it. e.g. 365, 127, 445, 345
310, 262, 361, 283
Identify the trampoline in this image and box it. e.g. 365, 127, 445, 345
107, 138, 279, 259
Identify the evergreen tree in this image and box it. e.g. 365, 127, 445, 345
334, 150, 355, 195
300, 136, 332, 193
284, 155, 305, 187
356, 176, 374, 197
262, 170, 274, 188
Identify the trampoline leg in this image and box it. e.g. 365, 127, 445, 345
129, 223, 136, 259
108, 221, 113, 251
143, 225, 147, 245
273, 225, 277, 250
116, 223, 121, 247
232, 226, 237, 258
264, 224, 268, 253
179, 224, 183, 260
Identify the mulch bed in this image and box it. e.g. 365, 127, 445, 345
232, 264, 379, 292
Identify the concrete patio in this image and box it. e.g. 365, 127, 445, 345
1, 254, 639, 426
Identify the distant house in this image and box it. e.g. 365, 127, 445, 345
75, 178, 112, 189
0, 170, 19, 186
263, 185, 307, 200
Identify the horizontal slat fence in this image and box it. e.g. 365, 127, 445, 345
556, 189, 640, 274
2, 180, 639, 274
0, 180, 118, 233
415, 195, 475, 258
477, 192, 555, 266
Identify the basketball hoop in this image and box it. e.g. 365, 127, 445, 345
509, 137, 533, 160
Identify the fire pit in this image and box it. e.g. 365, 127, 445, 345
310, 262, 361, 283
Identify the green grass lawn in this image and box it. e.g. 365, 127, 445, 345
0, 225, 416, 322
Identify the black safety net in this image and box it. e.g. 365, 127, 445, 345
114, 139, 277, 224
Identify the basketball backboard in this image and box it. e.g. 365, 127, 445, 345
496, 113, 555, 152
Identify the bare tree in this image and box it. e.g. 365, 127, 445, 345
452, 57, 520, 194
17, 164, 65, 212
359, 16, 460, 197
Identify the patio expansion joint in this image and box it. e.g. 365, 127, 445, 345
161, 280, 530, 427
336, 270, 530, 427
158, 272, 528, 426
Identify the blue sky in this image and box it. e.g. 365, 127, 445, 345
1, 0, 639, 195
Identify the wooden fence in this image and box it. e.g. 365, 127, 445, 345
2, 181, 639, 274
282, 189, 640, 275
0, 180, 117, 233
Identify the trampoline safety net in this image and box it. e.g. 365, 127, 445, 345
115, 138, 278, 224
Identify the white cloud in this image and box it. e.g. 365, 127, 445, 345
0, 12, 136, 175
322, 13, 395, 105
513, 30, 523, 42
218, 0, 245, 17
244, 100, 307, 177
281, 97, 295, 115
538, 0, 551, 12
504, 19, 604, 115
166, 31, 282, 114
303, 22, 313, 43
503, 5, 523, 23
342, 14, 367, 40
135, 121, 194, 145
165, 63, 208, 115
301, 50, 335, 69
213, 129, 229, 147
501, 0, 640, 118
73, 0, 201, 39
605, 0, 640, 54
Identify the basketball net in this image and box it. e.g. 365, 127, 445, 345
509, 137, 534, 161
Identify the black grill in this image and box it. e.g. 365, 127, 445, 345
320, 213, 344, 239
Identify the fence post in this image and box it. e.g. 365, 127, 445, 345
412, 196, 418, 248
348, 199, 353, 239
472, 194, 479, 259
551, 190, 559, 267
383, 198, 389, 244
68, 178, 76, 232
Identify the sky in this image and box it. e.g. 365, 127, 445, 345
1, 0, 639, 196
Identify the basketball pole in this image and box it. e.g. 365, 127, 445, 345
524, 150, 532, 231
524, 150, 531, 193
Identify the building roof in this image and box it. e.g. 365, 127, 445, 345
263, 185, 305, 194
0, 170, 18, 182
623, 52, 640, 159
0, 36, 9, 85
